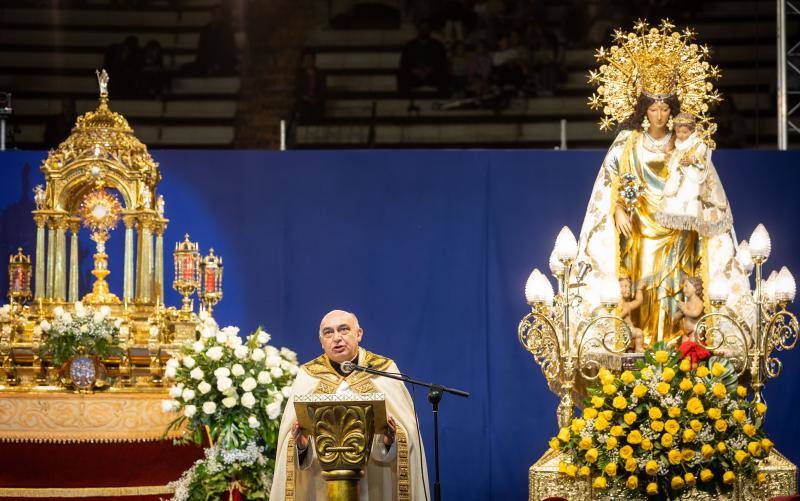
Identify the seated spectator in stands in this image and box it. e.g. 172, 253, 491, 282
561, 0, 590, 48
184, 4, 238, 76
467, 39, 492, 96
436, 1, 473, 49
398, 21, 450, 97
141, 40, 167, 98
584, 1, 615, 47
450, 42, 469, 98
527, 24, 561, 97
44, 97, 76, 147
103, 35, 142, 98
294, 50, 326, 124
491, 31, 527, 92
472, 0, 505, 46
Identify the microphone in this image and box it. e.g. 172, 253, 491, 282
341, 360, 370, 374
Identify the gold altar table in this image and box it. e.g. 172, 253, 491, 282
0, 390, 201, 500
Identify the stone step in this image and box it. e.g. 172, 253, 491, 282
322, 93, 772, 119
295, 118, 778, 146
0, 74, 241, 95
2, 8, 210, 28
16, 123, 234, 146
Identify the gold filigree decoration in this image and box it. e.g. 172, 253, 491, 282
588, 19, 722, 133
764, 309, 799, 379
0, 391, 184, 443
314, 404, 373, 470
694, 307, 751, 376
303, 349, 393, 394
0, 485, 173, 498
517, 306, 561, 386
575, 312, 632, 380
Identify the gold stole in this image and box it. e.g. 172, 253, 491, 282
284, 351, 411, 501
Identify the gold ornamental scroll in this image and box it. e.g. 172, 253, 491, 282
0, 389, 184, 443
294, 393, 388, 501
528, 448, 797, 501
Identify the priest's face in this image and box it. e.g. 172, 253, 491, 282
319, 310, 363, 363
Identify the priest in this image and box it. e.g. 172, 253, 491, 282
269, 310, 429, 501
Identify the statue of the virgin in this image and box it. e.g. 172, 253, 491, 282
575, 20, 752, 347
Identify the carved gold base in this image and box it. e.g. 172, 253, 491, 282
529, 448, 797, 501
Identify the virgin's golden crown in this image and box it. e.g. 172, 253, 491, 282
587, 19, 722, 133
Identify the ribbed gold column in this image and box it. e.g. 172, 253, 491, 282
54, 218, 67, 301
33, 214, 47, 299
154, 220, 166, 302
123, 216, 135, 302
136, 219, 153, 303
68, 220, 80, 302
46, 219, 56, 299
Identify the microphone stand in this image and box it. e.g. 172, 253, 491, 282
347, 364, 469, 501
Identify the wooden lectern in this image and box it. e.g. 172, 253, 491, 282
294, 392, 388, 501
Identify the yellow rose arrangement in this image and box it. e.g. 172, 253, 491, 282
550, 343, 770, 498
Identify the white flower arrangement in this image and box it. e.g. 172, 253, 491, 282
37, 301, 123, 366
163, 314, 298, 451
168, 441, 273, 501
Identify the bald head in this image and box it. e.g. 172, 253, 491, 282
319, 309, 363, 363
320, 310, 359, 330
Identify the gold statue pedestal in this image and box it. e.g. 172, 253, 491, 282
294, 393, 388, 501
529, 448, 797, 501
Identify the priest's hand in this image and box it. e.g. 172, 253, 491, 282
614, 205, 632, 238
382, 416, 397, 447
292, 420, 309, 450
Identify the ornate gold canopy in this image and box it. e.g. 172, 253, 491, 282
39, 70, 160, 214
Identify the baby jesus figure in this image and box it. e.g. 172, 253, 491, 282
658, 113, 710, 228
618, 273, 645, 352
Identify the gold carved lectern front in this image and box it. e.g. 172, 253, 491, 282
294, 393, 387, 501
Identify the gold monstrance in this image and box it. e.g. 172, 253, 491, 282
80, 189, 122, 304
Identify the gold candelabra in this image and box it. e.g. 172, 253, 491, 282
518, 226, 632, 427
199, 248, 223, 314
693, 223, 797, 408
173, 234, 200, 316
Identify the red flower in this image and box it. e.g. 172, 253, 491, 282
679, 341, 710, 366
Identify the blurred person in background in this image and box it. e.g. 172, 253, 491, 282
398, 20, 450, 96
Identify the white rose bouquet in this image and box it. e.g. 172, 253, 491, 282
37, 301, 123, 366
164, 312, 298, 451
164, 313, 298, 499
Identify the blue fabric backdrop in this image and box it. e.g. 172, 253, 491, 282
1, 149, 799, 499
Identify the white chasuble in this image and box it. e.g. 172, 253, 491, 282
269, 348, 429, 501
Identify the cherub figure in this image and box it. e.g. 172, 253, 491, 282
33, 184, 46, 210
673, 276, 705, 344
618, 271, 645, 352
